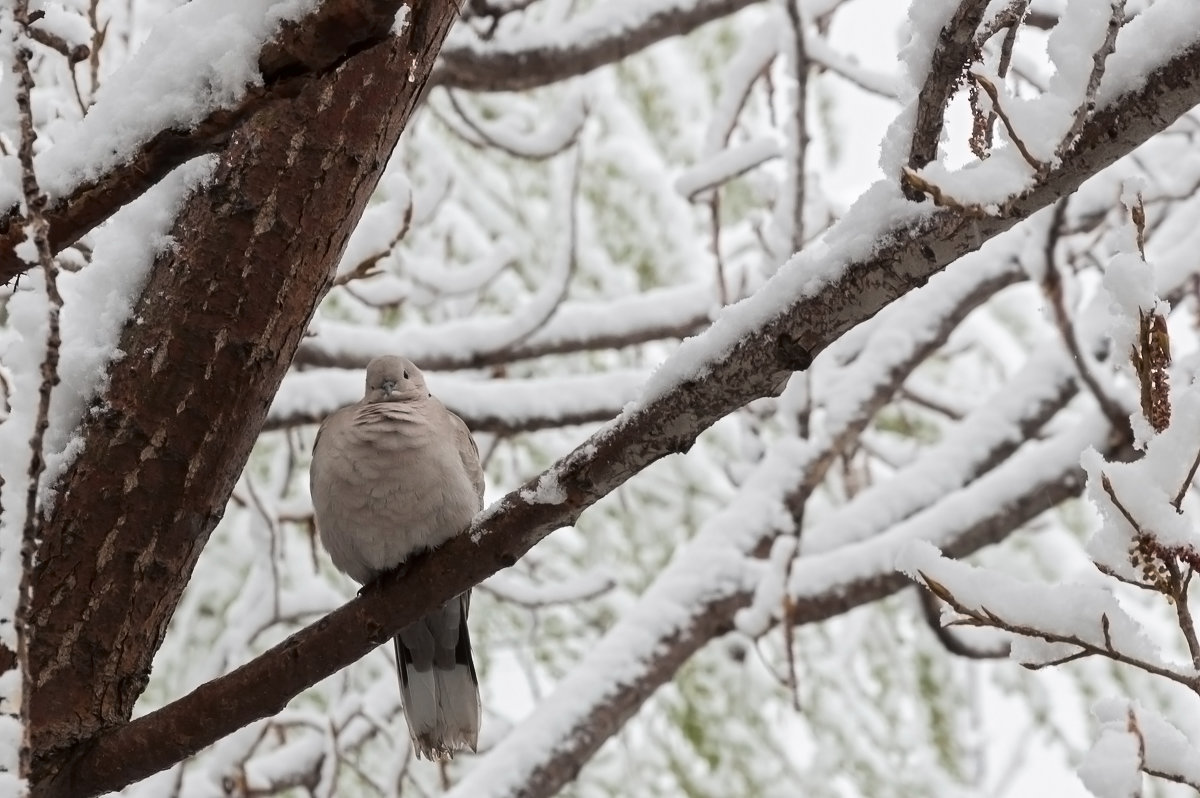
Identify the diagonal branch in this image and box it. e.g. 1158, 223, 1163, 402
263, 370, 647, 434
293, 281, 716, 369
432, 0, 763, 92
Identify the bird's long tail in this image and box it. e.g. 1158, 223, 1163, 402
395, 592, 481, 760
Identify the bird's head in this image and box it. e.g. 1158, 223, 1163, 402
363, 355, 428, 403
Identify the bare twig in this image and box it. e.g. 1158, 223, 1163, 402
26, 24, 88, 63
1020, 648, 1091, 670
1041, 200, 1128, 431
440, 89, 585, 160
898, 384, 966, 420
332, 197, 413, 288
970, 0, 1028, 157
1094, 562, 1165, 594
1173, 447, 1200, 511
9, 0, 64, 780
918, 585, 1011, 659
1165, 559, 1200, 671
1055, 0, 1125, 161
1101, 473, 1145, 539
899, 167, 988, 213
968, 71, 1046, 173
1145, 767, 1200, 792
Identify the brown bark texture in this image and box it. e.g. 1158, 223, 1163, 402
25, 1, 460, 794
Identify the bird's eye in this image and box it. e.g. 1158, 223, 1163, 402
403, 370, 409, 379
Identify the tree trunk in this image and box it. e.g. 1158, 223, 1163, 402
27, 4, 460, 791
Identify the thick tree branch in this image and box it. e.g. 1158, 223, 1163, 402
26, 1, 461, 792
34, 22, 1200, 798
0, 0, 433, 285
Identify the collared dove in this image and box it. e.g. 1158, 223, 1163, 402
310, 355, 483, 760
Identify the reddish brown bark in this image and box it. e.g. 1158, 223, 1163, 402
26, 1, 460, 792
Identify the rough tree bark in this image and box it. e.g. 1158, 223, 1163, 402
25, 1, 461, 792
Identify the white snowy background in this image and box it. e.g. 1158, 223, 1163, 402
3, 0, 1200, 796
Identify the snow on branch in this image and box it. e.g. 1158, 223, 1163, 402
433, 0, 764, 93
437, 89, 588, 160
803, 346, 1079, 556
1085, 700, 1200, 794
293, 280, 717, 369
265, 368, 648, 434
462, 340, 1118, 798
904, 0, 991, 173
0, 0, 426, 285
903, 543, 1200, 797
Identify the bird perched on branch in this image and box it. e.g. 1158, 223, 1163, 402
310, 355, 483, 760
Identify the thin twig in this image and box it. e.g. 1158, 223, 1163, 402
25, 23, 89, 63
1020, 649, 1091, 670
898, 384, 966, 420
1041, 199, 1128, 431
918, 585, 1011, 659
782, 0, 809, 252
707, 194, 728, 306
10, 0, 64, 780
441, 88, 585, 160
1101, 473, 1145, 536
1055, 0, 1124, 161
969, 71, 1045, 173
332, 195, 412, 287
1174, 447, 1200, 511
1094, 562, 1164, 594
1145, 767, 1200, 792
1163, 559, 1200, 671
920, 574, 1200, 694
241, 476, 284, 622
970, 0, 1028, 156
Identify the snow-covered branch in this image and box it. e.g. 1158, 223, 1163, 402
265, 369, 648, 434
293, 281, 716, 369
0, 0, 429, 285
433, 0, 764, 92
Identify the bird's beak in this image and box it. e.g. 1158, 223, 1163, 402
381, 379, 397, 396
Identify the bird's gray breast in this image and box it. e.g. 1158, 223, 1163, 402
313, 403, 479, 584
